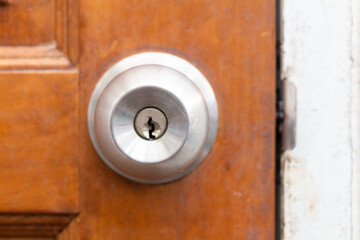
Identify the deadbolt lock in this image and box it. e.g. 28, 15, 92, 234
88, 52, 218, 184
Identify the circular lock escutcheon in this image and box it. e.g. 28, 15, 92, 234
88, 52, 218, 184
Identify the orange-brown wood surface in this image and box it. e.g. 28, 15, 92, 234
0, 0, 55, 46
0, 0, 275, 239
0, 214, 76, 238
0, 0, 80, 238
79, 0, 276, 239
0, 71, 79, 213
0, 72, 79, 237
0, 0, 78, 70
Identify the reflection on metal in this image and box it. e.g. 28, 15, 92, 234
88, 52, 218, 184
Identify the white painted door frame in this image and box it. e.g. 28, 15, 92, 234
281, 0, 360, 239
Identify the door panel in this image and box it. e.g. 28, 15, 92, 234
0, 72, 79, 237
79, 0, 275, 239
0, 0, 79, 238
0, 0, 276, 239
0, 0, 78, 70
0, 72, 79, 213
0, 0, 55, 46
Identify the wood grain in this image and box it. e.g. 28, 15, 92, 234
56, 0, 79, 65
79, 0, 276, 239
0, 213, 76, 238
0, 0, 275, 238
0, 0, 79, 69
0, 238, 52, 240
0, 0, 55, 46
0, 45, 71, 69
57, 217, 80, 240
0, 71, 79, 236
0, 0, 80, 237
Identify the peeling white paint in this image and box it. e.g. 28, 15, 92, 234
282, 0, 360, 239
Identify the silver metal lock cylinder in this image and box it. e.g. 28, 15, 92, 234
88, 52, 218, 184
134, 107, 168, 140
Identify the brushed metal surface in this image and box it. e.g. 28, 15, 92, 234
88, 52, 218, 183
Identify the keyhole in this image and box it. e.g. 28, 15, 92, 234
147, 117, 156, 139
134, 107, 168, 140
143, 117, 161, 140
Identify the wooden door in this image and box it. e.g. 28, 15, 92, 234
0, 0, 276, 239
